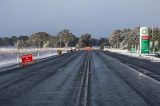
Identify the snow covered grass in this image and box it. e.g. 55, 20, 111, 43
106, 48, 160, 62
0, 47, 66, 68
106, 48, 129, 54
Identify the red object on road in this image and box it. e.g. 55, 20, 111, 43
83, 47, 92, 51
21, 54, 33, 64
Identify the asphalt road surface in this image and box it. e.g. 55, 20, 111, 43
0, 51, 160, 106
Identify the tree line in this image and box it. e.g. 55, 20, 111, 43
0, 29, 109, 49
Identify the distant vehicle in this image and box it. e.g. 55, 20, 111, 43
57, 50, 62, 55
66, 47, 75, 52
92, 46, 100, 50
103, 46, 110, 51
67, 49, 73, 52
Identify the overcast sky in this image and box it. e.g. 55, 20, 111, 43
0, 0, 160, 38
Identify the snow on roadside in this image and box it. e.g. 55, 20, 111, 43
106, 48, 160, 62
0, 48, 66, 68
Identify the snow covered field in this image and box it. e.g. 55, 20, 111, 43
106, 48, 160, 62
0, 47, 66, 68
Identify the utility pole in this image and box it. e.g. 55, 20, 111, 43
158, 28, 160, 51
152, 25, 154, 53
60, 35, 62, 48
15, 41, 20, 63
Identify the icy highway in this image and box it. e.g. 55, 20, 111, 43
0, 51, 160, 106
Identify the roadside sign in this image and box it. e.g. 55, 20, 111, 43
21, 54, 33, 64
131, 48, 135, 53
140, 27, 150, 54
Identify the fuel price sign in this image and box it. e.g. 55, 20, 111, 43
140, 27, 150, 54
